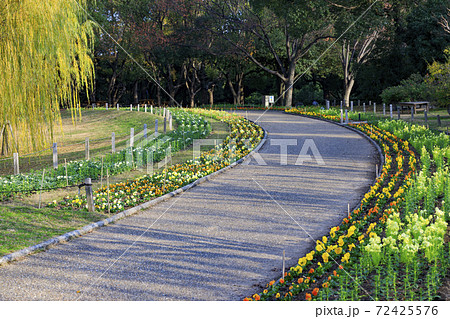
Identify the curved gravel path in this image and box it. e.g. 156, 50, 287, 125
0, 110, 378, 301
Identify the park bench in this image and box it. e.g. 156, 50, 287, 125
397, 101, 430, 114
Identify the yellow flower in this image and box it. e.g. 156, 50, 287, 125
334, 247, 343, 255
347, 225, 356, 237
316, 240, 325, 252
298, 257, 307, 266
358, 234, 365, 242
341, 252, 351, 263
369, 232, 377, 238
338, 237, 345, 247
348, 243, 356, 251
317, 262, 322, 267
276, 293, 280, 298
322, 252, 329, 263
322, 236, 328, 244
306, 253, 314, 261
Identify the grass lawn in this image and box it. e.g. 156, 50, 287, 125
0, 116, 229, 257
0, 109, 164, 176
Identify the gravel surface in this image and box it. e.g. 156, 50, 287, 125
0, 110, 377, 301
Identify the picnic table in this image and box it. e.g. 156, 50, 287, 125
397, 101, 430, 114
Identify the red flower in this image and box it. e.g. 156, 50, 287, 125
312, 288, 320, 296
280, 278, 285, 284
309, 268, 315, 274
305, 293, 312, 301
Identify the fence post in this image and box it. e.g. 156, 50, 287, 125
65, 158, 68, 186
130, 128, 134, 148
345, 109, 349, 124
390, 104, 393, 119
13, 152, 19, 175
169, 113, 173, 130
145, 104, 147, 113
326, 100, 330, 110
85, 137, 89, 160
53, 142, 58, 169
363, 103, 366, 112
106, 103, 109, 110
437, 115, 441, 127
130, 104, 132, 111
117, 103, 119, 110
424, 110, 428, 126
85, 178, 95, 212
350, 101, 353, 112
150, 105, 153, 114
137, 104, 140, 112
373, 102, 376, 114
383, 103, 386, 116
155, 119, 158, 134
144, 124, 147, 139
411, 107, 414, 122
112, 132, 115, 153
164, 117, 167, 133
340, 109, 343, 124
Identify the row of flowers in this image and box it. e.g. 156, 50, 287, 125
245, 107, 448, 301
53, 110, 264, 213
0, 109, 209, 201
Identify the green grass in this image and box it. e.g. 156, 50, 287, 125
0, 109, 164, 176
0, 116, 229, 257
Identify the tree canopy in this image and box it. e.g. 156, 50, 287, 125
0, 0, 94, 154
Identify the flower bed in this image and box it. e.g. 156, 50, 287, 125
245, 108, 449, 301
0, 110, 210, 201
55, 109, 264, 213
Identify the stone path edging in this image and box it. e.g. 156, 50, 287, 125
0, 120, 268, 267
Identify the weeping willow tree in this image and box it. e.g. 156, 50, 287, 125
0, 0, 94, 155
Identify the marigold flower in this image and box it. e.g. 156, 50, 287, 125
298, 278, 304, 284
269, 280, 275, 286
312, 288, 320, 296
253, 294, 260, 301
305, 293, 312, 301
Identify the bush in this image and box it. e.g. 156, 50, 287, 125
425, 48, 450, 114
380, 73, 431, 104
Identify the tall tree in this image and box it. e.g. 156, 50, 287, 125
0, 0, 94, 155
203, 0, 332, 107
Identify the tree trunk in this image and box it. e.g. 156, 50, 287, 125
208, 85, 215, 106
133, 81, 139, 104
343, 77, 355, 108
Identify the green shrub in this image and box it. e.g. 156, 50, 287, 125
380, 74, 431, 104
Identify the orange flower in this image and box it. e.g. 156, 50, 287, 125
280, 278, 285, 284
298, 278, 304, 284
243, 297, 252, 301
339, 265, 344, 270
322, 282, 329, 288
269, 280, 275, 286
309, 268, 315, 274
312, 288, 320, 296
253, 294, 260, 301
305, 293, 312, 301
333, 270, 337, 276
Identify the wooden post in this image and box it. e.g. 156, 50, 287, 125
117, 103, 119, 110
155, 119, 158, 134
137, 104, 140, 112
350, 101, 353, 112
38, 169, 45, 209
326, 100, 330, 110
340, 109, 343, 124
144, 124, 147, 139
411, 107, 414, 122
112, 132, 115, 153
424, 110, 428, 126
106, 103, 109, 110
107, 168, 110, 214
383, 103, 386, 116
169, 114, 173, 130
101, 156, 104, 189
437, 115, 441, 127
85, 137, 89, 160
13, 152, 19, 175
345, 109, 348, 124
164, 117, 167, 133
150, 105, 153, 114
373, 102, 376, 114
363, 103, 366, 112
130, 128, 135, 148
52, 142, 58, 169
164, 107, 166, 118
85, 178, 95, 212
65, 158, 68, 186
389, 104, 393, 118
130, 104, 132, 111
